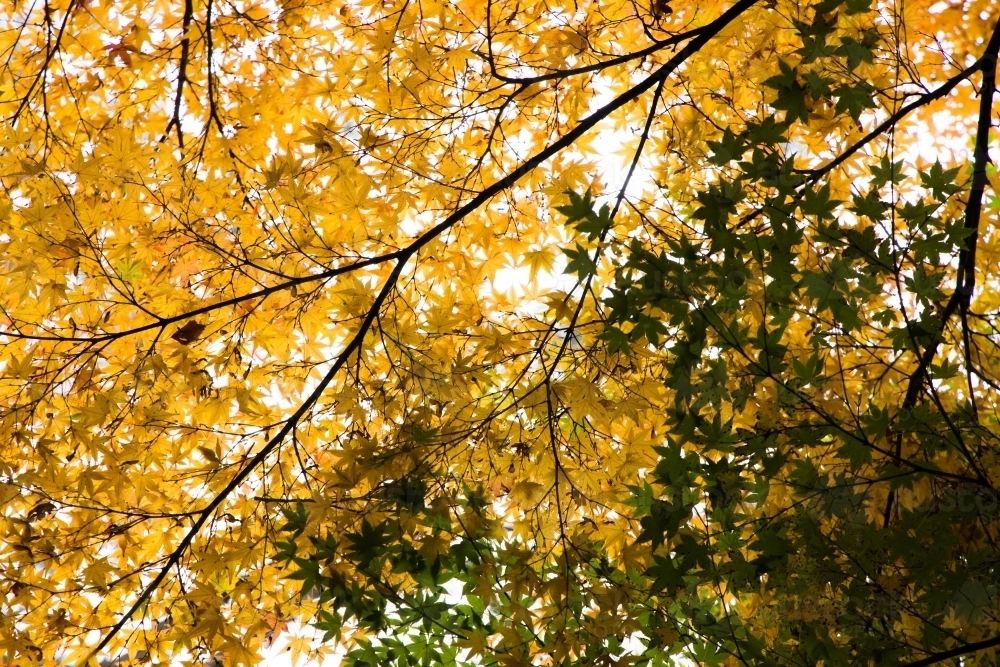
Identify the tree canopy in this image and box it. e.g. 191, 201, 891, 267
2, 0, 1000, 665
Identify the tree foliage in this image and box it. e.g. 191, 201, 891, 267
2, 0, 1000, 665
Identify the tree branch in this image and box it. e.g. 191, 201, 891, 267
902, 634, 1000, 667
85, 0, 762, 654
164, 0, 195, 146
883, 18, 1000, 526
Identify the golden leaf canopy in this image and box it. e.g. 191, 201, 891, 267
2, 0, 1000, 665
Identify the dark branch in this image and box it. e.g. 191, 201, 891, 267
164, 0, 195, 147
902, 634, 1000, 667
85, 0, 761, 654
804, 61, 981, 183
882, 17, 1000, 525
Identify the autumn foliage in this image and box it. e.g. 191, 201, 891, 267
2, 0, 1000, 665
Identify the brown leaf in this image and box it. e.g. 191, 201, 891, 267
171, 321, 207, 345
26, 502, 56, 522
196, 446, 220, 464
653, 0, 672, 17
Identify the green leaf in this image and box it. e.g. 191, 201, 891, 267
904, 266, 946, 301
646, 554, 685, 593
279, 501, 309, 536
557, 189, 611, 240
345, 520, 393, 562
794, 12, 837, 63
706, 127, 745, 166
845, 0, 873, 13
693, 179, 745, 226
792, 352, 825, 386
918, 160, 962, 200
555, 188, 596, 224
746, 116, 788, 146
799, 183, 841, 219
763, 60, 810, 124
834, 36, 875, 70
851, 189, 888, 220
600, 324, 632, 356
624, 482, 656, 517
870, 155, 905, 188
562, 243, 597, 279
834, 81, 876, 121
